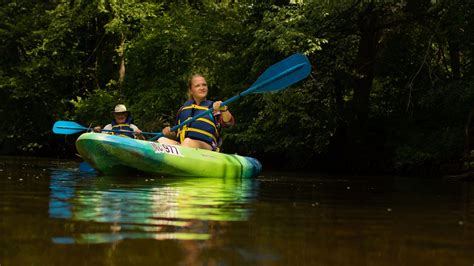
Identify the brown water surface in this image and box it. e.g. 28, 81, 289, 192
0, 156, 473, 265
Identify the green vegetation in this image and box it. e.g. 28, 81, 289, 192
1, 0, 473, 175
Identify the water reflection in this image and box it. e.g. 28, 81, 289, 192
3, 157, 474, 265
48, 168, 256, 244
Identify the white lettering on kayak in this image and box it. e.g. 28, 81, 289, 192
150, 143, 183, 157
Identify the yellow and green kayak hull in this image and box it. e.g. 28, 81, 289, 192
76, 133, 261, 178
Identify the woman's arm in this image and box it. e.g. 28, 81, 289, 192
212, 101, 235, 127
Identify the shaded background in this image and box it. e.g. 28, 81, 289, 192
2, 0, 474, 175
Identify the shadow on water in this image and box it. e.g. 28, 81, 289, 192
48, 166, 257, 244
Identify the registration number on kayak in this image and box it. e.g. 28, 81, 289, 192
150, 143, 183, 156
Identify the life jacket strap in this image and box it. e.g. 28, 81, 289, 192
182, 104, 209, 111
186, 128, 218, 144
196, 118, 219, 136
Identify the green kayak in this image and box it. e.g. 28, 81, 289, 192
75, 133, 262, 178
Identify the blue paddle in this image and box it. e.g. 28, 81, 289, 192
53, 120, 157, 136
150, 53, 312, 141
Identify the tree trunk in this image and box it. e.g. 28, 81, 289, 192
118, 33, 126, 93
345, 3, 381, 169
465, 109, 474, 158
448, 40, 461, 79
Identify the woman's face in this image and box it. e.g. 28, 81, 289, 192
189, 76, 208, 101
114, 113, 128, 124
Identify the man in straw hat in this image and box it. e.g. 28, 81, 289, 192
94, 104, 145, 139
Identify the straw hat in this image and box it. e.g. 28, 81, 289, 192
111, 104, 129, 115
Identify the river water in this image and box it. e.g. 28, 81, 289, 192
0, 156, 473, 265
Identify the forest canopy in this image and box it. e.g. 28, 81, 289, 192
1, 0, 473, 175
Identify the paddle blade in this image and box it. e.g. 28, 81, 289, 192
250, 53, 311, 94
53, 121, 88, 135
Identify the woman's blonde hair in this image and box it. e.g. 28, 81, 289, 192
187, 74, 205, 100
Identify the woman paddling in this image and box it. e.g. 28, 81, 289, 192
159, 74, 234, 151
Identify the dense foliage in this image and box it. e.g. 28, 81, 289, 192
1, 0, 473, 175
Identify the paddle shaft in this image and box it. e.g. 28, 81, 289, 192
54, 125, 157, 135
149, 62, 307, 141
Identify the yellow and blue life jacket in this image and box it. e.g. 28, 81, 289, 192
176, 99, 220, 147
111, 117, 135, 138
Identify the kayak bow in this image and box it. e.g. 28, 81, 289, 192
75, 133, 261, 178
